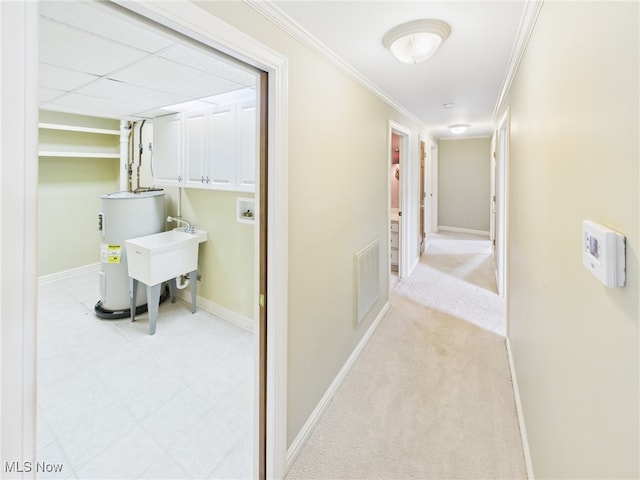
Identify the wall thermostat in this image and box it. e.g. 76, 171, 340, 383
582, 220, 626, 288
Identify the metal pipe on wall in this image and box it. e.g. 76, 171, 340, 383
119, 120, 132, 192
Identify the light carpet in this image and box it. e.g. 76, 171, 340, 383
393, 232, 506, 336
285, 232, 526, 479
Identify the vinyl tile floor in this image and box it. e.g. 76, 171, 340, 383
37, 269, 254, 479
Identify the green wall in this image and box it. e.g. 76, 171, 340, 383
178, 188, 255, 319
38, 112, 121, 277
38, 156, 119, 276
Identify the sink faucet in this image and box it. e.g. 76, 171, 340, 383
167, 216, 194, 233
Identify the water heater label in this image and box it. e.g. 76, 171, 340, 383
101, 243, 122, 264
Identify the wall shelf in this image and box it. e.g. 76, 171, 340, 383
38, 151, 120, 158
38, 110, 121, 160
38, 122, 120, 136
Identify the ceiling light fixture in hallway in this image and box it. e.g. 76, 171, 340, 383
382, 19, 451, 64
449, 123, 470, 134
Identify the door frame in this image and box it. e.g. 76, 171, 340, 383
0, 1, 290, 478
419, 139, 427, 255
490, 135, 497, 258
388, 121, 412, 278
429, 142, 439, 233
495, 109, 510, 301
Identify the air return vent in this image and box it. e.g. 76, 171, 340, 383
356, 239, 380, 325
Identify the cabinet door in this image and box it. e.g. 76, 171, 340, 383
236, 100, 257, 192
208, 104, 236, 190
152, 113, 182, 186
184, 109, 209, 188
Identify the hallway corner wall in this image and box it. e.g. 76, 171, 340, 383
505, 2, 639, 478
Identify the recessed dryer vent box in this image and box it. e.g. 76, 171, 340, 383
582, 220, 626, 288
237, 197, 255, 224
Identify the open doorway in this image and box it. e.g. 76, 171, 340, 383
1, 1, 289, 478
419, 140, 427, 255
389, 122, 412, 279
36, 3, 264, 478
390, 132, 401, 275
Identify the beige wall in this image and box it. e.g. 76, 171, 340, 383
176, 188, 255, 319
38, 158, 119, 276
194, 1, 425, 446
38, 116, 120, 277
438, 137, 491, 232
505, 2, 639, 478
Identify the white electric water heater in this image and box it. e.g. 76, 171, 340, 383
95, 191, 165, 318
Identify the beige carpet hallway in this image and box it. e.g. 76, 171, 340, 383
285, 232, 526, 479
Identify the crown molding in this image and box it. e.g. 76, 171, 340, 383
439, 135, 491, 141
493, 0, 545, 122
243, 0, 424, 128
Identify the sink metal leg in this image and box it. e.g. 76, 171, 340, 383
147, 283, 162, 335
168, 278, 177, 303
130, 278, 138, 322
190, 269, 197, 314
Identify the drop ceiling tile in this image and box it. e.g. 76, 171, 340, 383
132, 108, 178, 119
110, 56, 243, 99
40, 18, 149, 76
44, 92, 149, 119
39, 87, 65, 104
77, 78, 190, 110
160, 44, 257, 87
40, 1, 173, 53
39, 64, 98, 92
203, 88, 256, 105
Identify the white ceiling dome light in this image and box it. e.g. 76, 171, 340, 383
383, 19, 451, 64
448, 124, 470, 134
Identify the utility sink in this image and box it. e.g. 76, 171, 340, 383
125, 229, 207, 286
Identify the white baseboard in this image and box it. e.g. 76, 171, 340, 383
407, 255, 420, 277
438, 225, 490, 237
176, 289, 254, 332
38, 262, 100, 285
506, 338, 535, 479
286, 301, 391, 470
38, 265, 254, 333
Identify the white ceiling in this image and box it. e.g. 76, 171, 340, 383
39, 1, 257, 120
270, 0, 526, 138
40, 1, 526, 138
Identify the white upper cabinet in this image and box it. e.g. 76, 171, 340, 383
184, 109, 209, 188
208, 104, 237, 190
237, 100, 258, 192
154, 98, 257, 192
153, 113, 183, 186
